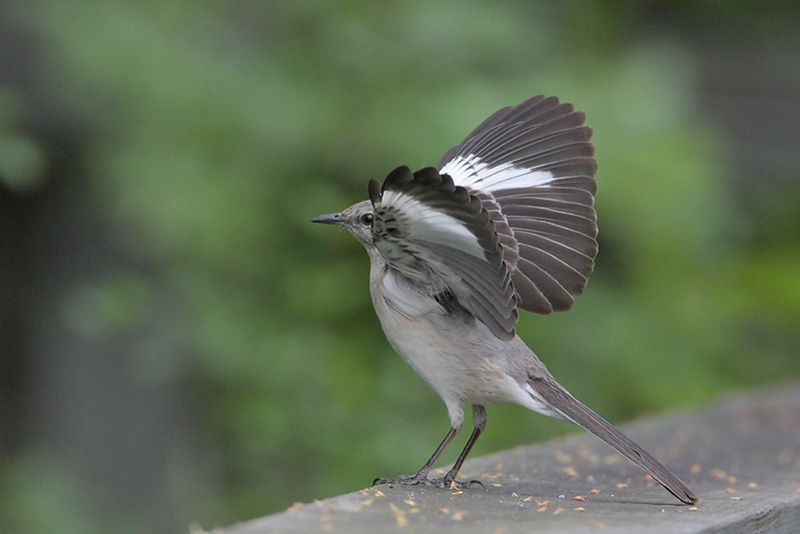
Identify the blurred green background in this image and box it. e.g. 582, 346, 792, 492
1, 1, 799, 532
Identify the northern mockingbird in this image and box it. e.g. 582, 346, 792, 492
312, 95, 697, 504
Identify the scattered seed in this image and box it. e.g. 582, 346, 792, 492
709, 468, 728, 480
690, 464, 702, 475
730, 496, 743, 501
577, 447, 600, 464
563, 467, 578, 478
451, 491, 463, 496
403, 499, 416, 507
574, 496, 587, 501
522, 495, 533, 502
595, 522, 607, 529
288, 502, 305, 511
373, 490, 385, 498
574, 507, 586, 512
728, 476, 738, 484
554, 450, 573, 463
438, 507, 450, 515
389, 503, 408, 527
451, 510, 466, 521
553, 507, 566, 515
511, 492, 520, 498
615, 481, 629, 489
409, 507, 419, 514
589, 488, 601, 495
536, 500, 550, 512
492, 483, 503, 487
689, 506, 699, 511
643, 474, 653, 481
747, 482, 758, 489
725, 488, 737, 494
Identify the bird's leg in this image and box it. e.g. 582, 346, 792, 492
372, 426, 459, 487
429, 405, 487, 490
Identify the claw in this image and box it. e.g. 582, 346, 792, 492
467, 479, 487, 490
371, 474, 428, 487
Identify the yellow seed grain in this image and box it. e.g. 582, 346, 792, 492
389, 503, 408, 527
554, 450, 573, 463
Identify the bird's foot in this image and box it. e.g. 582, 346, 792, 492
427, 476, 486, 490
372, 473, 487, 490
372, 473, 429, 487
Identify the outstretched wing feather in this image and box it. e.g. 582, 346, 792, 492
439, 95, 598, 313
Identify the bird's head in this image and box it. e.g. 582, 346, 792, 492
312, 200, 375, 248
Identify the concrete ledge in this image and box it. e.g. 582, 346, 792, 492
215, 383, 800, 533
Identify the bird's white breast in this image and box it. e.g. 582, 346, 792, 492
370, 268, 518, 409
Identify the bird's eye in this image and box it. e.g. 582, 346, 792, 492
359, 213, 374, 227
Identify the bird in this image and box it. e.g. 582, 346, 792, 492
312, 95, 698, 505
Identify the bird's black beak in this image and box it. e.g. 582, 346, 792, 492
311, 212, 342, 225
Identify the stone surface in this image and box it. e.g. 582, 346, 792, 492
215, 383, 800, 533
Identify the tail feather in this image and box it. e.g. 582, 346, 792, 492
530, 375, 698, 505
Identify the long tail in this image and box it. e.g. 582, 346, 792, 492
529, 375, 698, 505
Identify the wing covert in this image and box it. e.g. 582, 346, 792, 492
369, 166, 518, 340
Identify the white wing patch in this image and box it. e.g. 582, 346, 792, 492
381, 190, 486, 260
440, 154, 555, 192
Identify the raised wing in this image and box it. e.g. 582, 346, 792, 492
369, 166, 518, 340
439, 95, 598, 313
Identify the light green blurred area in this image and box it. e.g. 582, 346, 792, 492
1, 2, 799, 533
